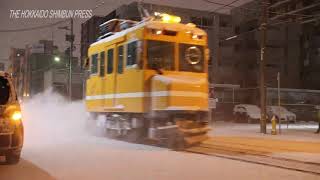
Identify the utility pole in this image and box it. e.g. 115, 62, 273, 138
259, 0, 268, 134
277, 72, 281, 134
69, 18, 74, 101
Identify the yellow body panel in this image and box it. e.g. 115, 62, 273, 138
150, 71, 208, 111
86, 20, 209, 113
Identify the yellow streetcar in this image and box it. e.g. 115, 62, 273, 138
85, 13, 210, 148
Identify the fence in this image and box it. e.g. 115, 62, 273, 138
211, 84, 320, 121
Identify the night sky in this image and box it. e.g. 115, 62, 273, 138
0, 0, 251, 67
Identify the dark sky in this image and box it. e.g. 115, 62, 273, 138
0, 0, 251, 67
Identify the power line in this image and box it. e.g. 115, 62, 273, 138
271, 15, 320, 25
210, 0, 242, 13
269, 2, 320, 20
203, 0, 318, 18
0, 19, 69, 33
221, 15, 317, 43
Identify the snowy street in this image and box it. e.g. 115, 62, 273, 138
0, 92, 319, 180
2, 132, 320, 180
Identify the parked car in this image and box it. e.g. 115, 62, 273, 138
233, 104, 262, 123
0, 71, 24, 164
267, 106, 296, 123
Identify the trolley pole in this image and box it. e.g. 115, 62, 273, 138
69, 18, 74, 101
259, 0, 268, 134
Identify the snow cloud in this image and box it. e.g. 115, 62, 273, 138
21, 89, 88, 146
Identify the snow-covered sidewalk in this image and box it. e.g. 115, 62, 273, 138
211, 121, 320, 142
209, 121, 320, 164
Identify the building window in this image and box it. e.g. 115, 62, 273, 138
107, 49, 114, 74
220, 21, 228, 27
90, 54, 98, 74
118, 45, 124, 74
248, 64, 255, 70
234, 44, 241, 52
191, 17, 213, 27
99, 51, 105, 77
284, 64, 288, 75
202, 17, 213, 27
127, 41, 137, 66
191, 17, 201, 26
235, 26, 240, 35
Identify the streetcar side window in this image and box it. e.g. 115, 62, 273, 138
107, 49, 114, 74
90, 54, 98, 75
99, 51, 105, 77
127, 41, 137, 66
118, 45, 124, 74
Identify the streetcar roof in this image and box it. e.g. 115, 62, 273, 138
90, 19, 206, 47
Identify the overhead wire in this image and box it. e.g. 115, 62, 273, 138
210, 0, 243, 13
0, 19, 69, 33
220, 14, 319, 43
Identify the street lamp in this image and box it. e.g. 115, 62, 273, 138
54, 56, 61, 62
57, 20, 74, 101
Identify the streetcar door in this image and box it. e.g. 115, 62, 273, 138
104, 45, 116, 107
114, 40, 144, 112
98, 51, 106, 107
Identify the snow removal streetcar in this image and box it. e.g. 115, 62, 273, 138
85, 12, 210, 148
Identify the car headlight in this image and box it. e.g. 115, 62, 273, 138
11, 111, 22, 121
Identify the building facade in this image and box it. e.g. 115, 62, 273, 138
0, 63, 4, 71
10, 40, 83, 100
80, 15, 109, 68
9, 48, 27, 98
230, 0, 320, 89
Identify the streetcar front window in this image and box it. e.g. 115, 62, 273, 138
147, 40, 174, 71
179, 44, 204, 72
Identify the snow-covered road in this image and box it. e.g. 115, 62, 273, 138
0, 91, 319, 180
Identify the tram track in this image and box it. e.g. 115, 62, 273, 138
185, 141, 320, 175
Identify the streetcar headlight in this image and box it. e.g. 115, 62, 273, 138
192, 34, 203, 40
192, 34, 198, 39
155, 30, 162, 35
185, 46, 202, 65
11, 111, 22, 121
